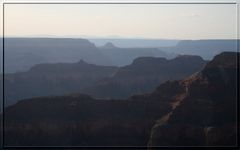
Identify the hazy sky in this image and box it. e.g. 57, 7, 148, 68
3, 3, 237, 39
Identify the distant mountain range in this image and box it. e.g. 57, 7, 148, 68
88, 38, 179, 47
2, 52, 238, 146
0, 38, 171, 73
1, 55, 206, 106
160, 39, 238, 60
0, 38, 238, 73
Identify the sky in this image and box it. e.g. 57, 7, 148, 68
1, 2, 238, 39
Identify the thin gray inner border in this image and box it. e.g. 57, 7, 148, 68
2, 2, 239, 148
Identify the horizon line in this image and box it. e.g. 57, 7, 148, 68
0, 36, 239, 41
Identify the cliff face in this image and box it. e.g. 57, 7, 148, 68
148, 52, 238, 146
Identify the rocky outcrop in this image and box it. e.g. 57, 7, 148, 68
148, 52, 238, 146
100, 42, 118, 49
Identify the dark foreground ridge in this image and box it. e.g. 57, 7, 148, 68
1, 52, 238, 146
148, 52, 239, 146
